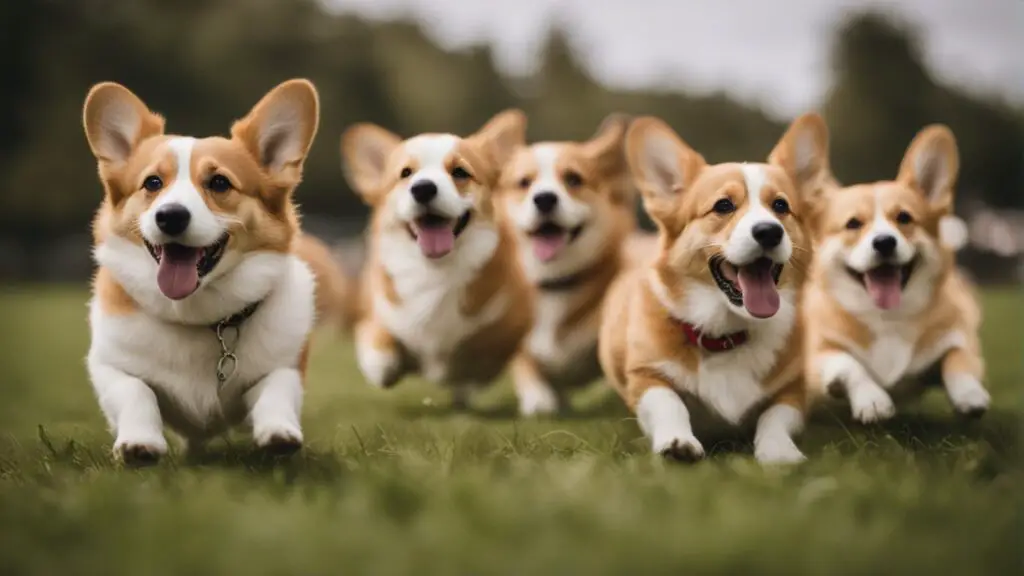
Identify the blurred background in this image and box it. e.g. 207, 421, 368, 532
1, 0, 1021, 285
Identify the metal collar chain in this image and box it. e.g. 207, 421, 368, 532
210, 301, 262, 385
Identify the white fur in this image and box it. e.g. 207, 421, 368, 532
636, 386, 704, 459
88, 251, 315, 447
846, 185, 916, 272
525, 291, 601, 381
816, 351, 895, 423
726, 164, 792, 265
943, 373, 991, 414
354, 322, 402, 388
516, 376, 560, 417
140, 138, 225, 248
754, 404, 806, 464
393, 135, 472, 222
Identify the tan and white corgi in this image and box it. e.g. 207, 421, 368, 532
499, 114, 646, 416
599, 113, 829, 464
340, 111, 533, 407
803, 125, 990, 422
83, 79, 320, 464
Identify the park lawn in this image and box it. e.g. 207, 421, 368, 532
0, 286, 1020, 576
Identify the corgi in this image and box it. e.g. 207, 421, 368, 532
340, 111, 532, 407
292, 233, 360, 333
802, 125, 990, 422
599, 113, 829, 464
499, 114, 645, 416
83, 79, 320, 464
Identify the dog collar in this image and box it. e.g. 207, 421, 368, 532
537, 270, 590, 292
210, 301, 262, 384
678, 321, 748, 353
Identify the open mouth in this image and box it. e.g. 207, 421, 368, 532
527, 221, 584, 262
846, 258, 917, 310
144, 233, 229, 300
406, 211, 471, 259
710, 255, 784, 319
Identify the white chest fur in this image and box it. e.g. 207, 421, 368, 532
527, 290, 600, 381
832, 316, 965, 387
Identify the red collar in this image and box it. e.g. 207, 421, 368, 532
678, 321, 748, 353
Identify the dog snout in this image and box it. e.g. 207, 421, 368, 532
532, 191, 558, 214
872, 234, 897, 258
154, 203, 191, 237
751, 222, 784, 249
410, 180, 438, 205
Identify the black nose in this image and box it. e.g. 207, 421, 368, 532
751, 222, 784, 249
872, 234, 897, 257
154, 203, 191, 236
410, 180, 437, 205
532, 191, 558, 214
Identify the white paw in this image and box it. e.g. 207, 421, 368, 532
652, 433, 705, 462
113, 432, 168, 465
357, 345, 402, 389
755, 436, 807, 465
253, 420, 303, 454
946, 376, 990, 417
849, 385, 896, 423
518, 384, 560, 417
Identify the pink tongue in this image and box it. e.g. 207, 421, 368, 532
737, 260, 780, 318
156, 245, 202, 300
416, 225, 456, 259
864, 267, 902, 309
532, 234, 567, 262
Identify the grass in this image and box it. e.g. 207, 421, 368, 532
0, 286, 1021, 576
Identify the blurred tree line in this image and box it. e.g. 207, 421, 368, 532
1, 0, 1021, 250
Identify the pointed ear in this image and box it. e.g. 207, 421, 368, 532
340, 123, 402, 204
465, 109, 527, 183
583, 113, 631, 180
82, 82, 165, 164
231, 79, 319, 179
625, 117, 705, 224
769, 112, 831, 206
897, 124, 959, 211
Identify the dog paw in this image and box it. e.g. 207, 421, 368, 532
755, 437, 807, 465
357, 345, 403, 389
653, 433, 705, 463
849, 385, 896, 423
518, 385, 561, 417
946, 376, 990, 418
253, 422, 303, 455
114, 435, 167, 467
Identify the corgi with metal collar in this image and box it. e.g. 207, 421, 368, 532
500, 114, 643, 416
84, 79, 320, 464
803, 125, 989, 422
599, 113, 828, 464
341, 111, 532, 407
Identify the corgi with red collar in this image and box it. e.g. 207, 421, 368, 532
803, 125, 990, 422
499, 114, 643, 416
341, 111, 532, 407
84, 80, 320, 464
599, 113, 829, 464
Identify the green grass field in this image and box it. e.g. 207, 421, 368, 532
0, 287, 1020, 575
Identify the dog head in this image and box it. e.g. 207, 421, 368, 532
342, 110, 525, 261
500, 113, 634, 279
812, 125, 959, 312
626, 113, 828, 321
84, 79, 319, 302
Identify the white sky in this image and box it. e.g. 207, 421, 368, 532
323, 0, 1023, 118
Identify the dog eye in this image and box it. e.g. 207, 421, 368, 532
518, 177, 532, 189
564, 171, 583, 188
142, 175, 163, 192
771, 198, 790, 215
712, 198, 735, 214
207, 175, 232, 193
896, 210, 913, 224
845, 218, 863, 230
451, 166, 471, 180
400, 167, 413, 179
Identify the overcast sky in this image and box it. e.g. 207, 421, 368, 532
324, 0, 1022, 118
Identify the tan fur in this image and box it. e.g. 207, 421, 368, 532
292, 233, 359, 333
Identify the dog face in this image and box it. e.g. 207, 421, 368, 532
84, 80, 319, 301
500, 114, 633, 278
813, 125, 958, 311
342, 110, 525, 260
626, 114, 828, 320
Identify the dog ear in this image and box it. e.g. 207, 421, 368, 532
897, 124, 959, 213
583, 113, 631, 180
340, 123, 403, 206
464, 109, 527, 186
769, 112, 832, 208
83, 82, 165, 165
625, 116, 705, 227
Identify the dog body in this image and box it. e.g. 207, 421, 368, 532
803, 125, 989, 422
83, 80, 320, 463
600, 114, 829, 464
292, 233, 360, 333
342, 112, 532, 405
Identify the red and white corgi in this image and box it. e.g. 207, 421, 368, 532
83, 80, 320, 464
803, 125, 989, 422
341, 111, 533, 407
599, 113, 829, 464
499, 114, 648, 416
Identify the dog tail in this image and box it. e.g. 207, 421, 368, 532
293, 233, 361, 335
939, 215, 969, 252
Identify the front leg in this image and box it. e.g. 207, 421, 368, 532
512, 355, 561, 417
245, 367, 304, 454
817, 350, 895, 423
629, 371, 704, 462
88, 358, 167, 465
754, 386, 806, 465
355, 319, 405, 389
941, 346, 989, 417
